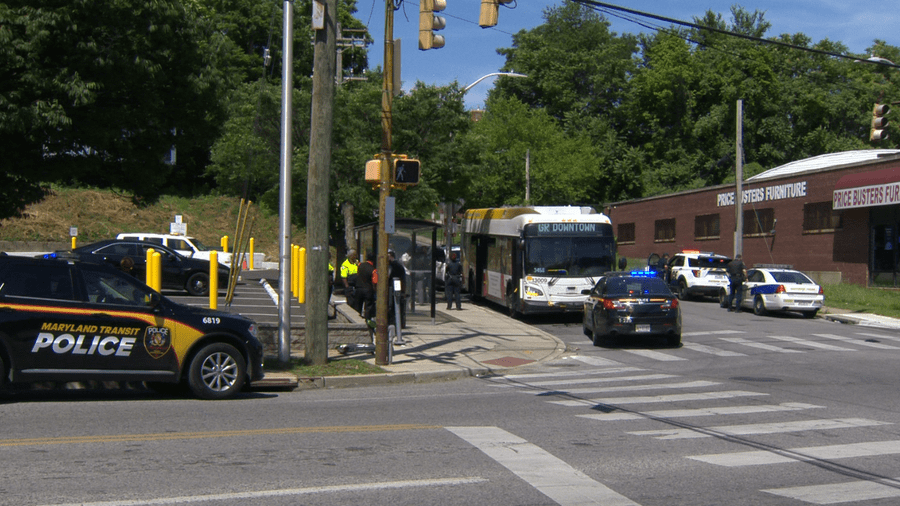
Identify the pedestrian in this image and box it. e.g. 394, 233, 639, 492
355, 251, 377, 321
340, 249, 359, 309
726, 254, 747, 312
445, 251, 463, 310
657, 253, 670, 282
617, 257, 627, 271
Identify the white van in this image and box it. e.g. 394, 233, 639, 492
115, 233, 232, 266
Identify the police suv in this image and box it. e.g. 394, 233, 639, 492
658, 250, 731, 300
0, 255, 264, 399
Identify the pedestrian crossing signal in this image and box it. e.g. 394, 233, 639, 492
393, 159, 420, 186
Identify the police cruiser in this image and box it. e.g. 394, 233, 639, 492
0, 255, 263, 399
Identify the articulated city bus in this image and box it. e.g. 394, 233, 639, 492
461, 206, 616, 316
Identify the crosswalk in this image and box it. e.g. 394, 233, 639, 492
483, 334, 900, 505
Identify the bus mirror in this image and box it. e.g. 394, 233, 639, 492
519, 239, 525, 249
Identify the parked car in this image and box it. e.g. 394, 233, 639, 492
44, 239, 229, 296
718, 266, 824, 317
0, 255, 263, 399
116, 232, 231, 266
582, 271, 682, 347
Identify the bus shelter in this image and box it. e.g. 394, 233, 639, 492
353, 218, 440, 322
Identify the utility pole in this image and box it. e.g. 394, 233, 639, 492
277, 0, 295, 365
305, 0, 337, 365
375, 0, 394, 365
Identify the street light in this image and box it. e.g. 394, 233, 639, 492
463, 72, 527, 93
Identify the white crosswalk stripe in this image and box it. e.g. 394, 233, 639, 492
508, 373, 677, 388
620, 349, 687, 361
525, 380, 720, 396
688, 439, 900, 467
682, 342, 747, 356
628, 418, 890, 440
763, 477, 900, 504
813, 333, 900, 350
766, 335, 857, 351
681, 330, 745, 336
549, 390, 768, 407
719, 336, 804, 353
856, 332, 900, 344
577, 402, 823, 421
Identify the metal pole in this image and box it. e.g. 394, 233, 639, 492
375, 0, 393, 365
277, 0, 295, 365
734, 99, 743, 258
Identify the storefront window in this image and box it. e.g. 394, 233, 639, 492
617, 222, 635, 245
743, 208, 774, 236
654, 218, 676, 243
803, 202, 841, 233
694, 214, 720, 240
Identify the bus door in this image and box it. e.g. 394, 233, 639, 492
474, 236, 491, 297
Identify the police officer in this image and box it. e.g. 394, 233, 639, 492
445, 252, 463, 310
726, 254, 747, 312
340, 249, 359, 310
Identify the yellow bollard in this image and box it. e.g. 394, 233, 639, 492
221, 236, 229, 253
209, 251, 218, 309
146, 248, 155, 288
249, 238, 255, 270
291, 245, 299, 299
152, 252, 162, 292
71, 237, 77, 250
297, 247, 306, 304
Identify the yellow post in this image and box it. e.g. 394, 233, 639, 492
291, 244, 298, 298
71, 237, 77, 250
221, 236, 229, 253
151, 251, 162, 292
146, 248, 155, 288
209, 250, 218, 309
249, 238, 255, 270
297, 247, 306, 304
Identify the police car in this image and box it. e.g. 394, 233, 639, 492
653, 250, 731, 300
0, 255, 264, 399
718, 265, 825, 318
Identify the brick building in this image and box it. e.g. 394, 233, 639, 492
607, 150, 900, 286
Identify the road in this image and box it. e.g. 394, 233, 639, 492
3, 299, 900, 505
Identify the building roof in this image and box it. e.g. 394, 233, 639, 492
747, 150, 900, 181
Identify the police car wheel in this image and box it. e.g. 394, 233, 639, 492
186, 272, 210, 296
753, 296, 767, 316
188, 343, 246, 400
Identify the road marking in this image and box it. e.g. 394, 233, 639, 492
38, 477, 488, 506
498, 366, 645, 380
578, 402, 823, 421
682, 342, 747, 356
763, 477, 900, 504
447, 426, 640, 506
767, 335, 856, 351
689, 439, 900, 467
682, 330, 745, 336
0, 424, 441, 447
549, 390, 768, 407
812, 333, 900, 350
569, 355, 626, 367
856, 332, 900, 343
719, 337, 803, 353
515, 373, 678, 388
620, 349, 687, 361
527, 380, 720, 396
629, 418, 890, 440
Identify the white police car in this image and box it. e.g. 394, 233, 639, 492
718, 265, 824, 317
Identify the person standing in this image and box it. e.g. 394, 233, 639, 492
356, 252, 377, 320
657, 252, 670, 282
340, 249, 359, 309
726, 254, 747, 312
445, 251, 463, 310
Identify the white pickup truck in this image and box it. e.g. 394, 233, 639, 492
116, 233, 232, 266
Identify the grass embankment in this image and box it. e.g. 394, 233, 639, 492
821, 283, 900, 318
0, 187, 303, 260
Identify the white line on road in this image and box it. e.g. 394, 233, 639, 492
447, 426, 640, 506
813, 333, 900, 350
525, 380, 720, 396
38, 477, 488, 506
682, 342, 747, 356
719, 337, 804, 353
498, 366, 645, 381
515, 373, 678, 388
629, 418, 890, 440
763, 476, 900, 504
767, 335, 856, 351
549, 390, 768, 407
689, 439, 900, 467
856, 332, 900, 344
620, 349, 687, 361
681, 330, 745, 336
569, 355, 627, 367
578, 402, 823, 421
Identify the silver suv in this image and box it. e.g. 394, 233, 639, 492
660, 250, 731, 300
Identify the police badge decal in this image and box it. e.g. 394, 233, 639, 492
144, 327, 172, 359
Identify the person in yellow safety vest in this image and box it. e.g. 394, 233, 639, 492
340, 249, 360, 310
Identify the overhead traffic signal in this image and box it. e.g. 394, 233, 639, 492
871, 103, 890, 142
419, 0, 446, 50
393, 158, 420, 186
479, 0, 512, 28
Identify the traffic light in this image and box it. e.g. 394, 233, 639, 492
419, 0, 446, 50
393, 158, 420, 186
871, 103, 890, 142
479, 0, 512, 28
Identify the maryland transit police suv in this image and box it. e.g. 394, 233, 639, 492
0, 255, 263, 399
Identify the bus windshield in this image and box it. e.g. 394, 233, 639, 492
525, 236, 615, 277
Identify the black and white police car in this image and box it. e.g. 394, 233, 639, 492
0, 255, 264, 399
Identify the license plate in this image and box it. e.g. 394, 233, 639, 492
636, 324, 651, 333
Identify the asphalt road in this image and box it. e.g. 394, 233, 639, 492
3, 298, 900, 506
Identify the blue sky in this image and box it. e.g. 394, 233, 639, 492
353, 0, 900, 109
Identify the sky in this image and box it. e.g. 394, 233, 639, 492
351, 0, 900, 109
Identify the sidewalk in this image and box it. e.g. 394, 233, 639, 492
258, 297, 569, 391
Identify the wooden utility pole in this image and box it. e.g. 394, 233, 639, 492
306, 0, 337, 365
375, 0, 395, 365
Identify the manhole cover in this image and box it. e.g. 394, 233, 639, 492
483, 356, 536, 367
